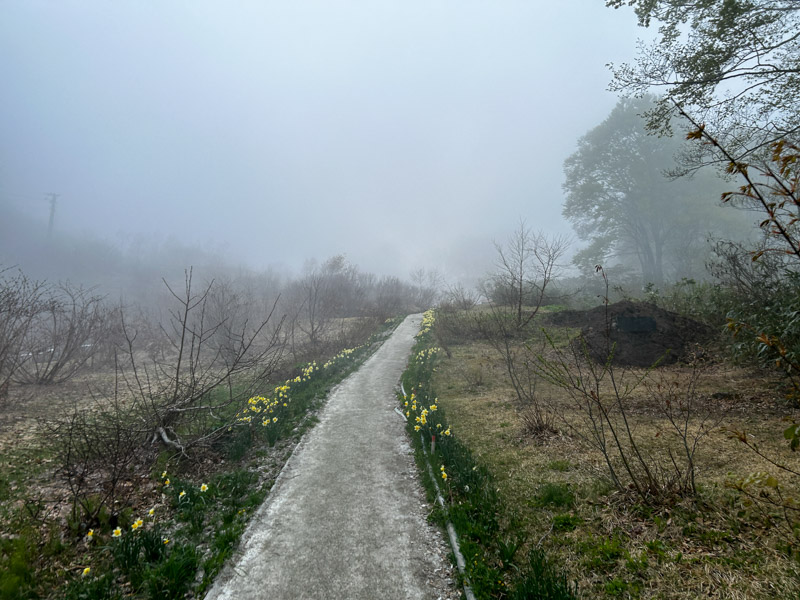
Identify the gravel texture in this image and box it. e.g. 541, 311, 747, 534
205, 314, 460, 600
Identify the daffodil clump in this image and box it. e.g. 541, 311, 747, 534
415, 346, 440, 363
403, 311, 547, 598
73, 472, 214, 589
235, 344, 369, 445
322, 345, 362, 369
404, 390, 451, 438
234, 384, 292, 443
404, 323, 450, 442
415, 309, 436, 338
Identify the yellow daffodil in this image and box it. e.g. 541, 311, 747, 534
200, 483, 208, 492
161, 471, 167, 479
82, 567, 91, 577
131, 519, 143, 531
414, 425, 421, 431
442, 472, 448, 480
164, 479, 170, 487
112, 528, 122, 538
179, 490, 186, 500
148, 508, 155, 517
163, 538, 170, 544
86, 529, 94, 541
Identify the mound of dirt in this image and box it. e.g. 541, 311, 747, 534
544, 300, 712, 367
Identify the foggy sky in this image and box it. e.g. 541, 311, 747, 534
0, 1, 645, 282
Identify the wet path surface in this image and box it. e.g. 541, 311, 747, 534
206, 314, 456, 600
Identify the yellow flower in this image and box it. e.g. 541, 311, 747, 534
148, 508, 155, 517
86, 529, 94, 540
82, 567, 91, 577
444, 428, 451, 436
414, 425, 421, 431
163, 538, 170, 544
200, 483, 208, 492
273, 417, 278, 423
131, 519, 143, 531
161, 471, 167, 479
179, 490, 186, 500
430, 404, 437, 411
112, 528, 122, 538
442, 472, 448, 480
164, 479, 170, 487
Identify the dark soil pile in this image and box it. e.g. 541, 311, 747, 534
544, 300, 712, 367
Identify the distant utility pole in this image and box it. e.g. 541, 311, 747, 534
45, 192, 60, 239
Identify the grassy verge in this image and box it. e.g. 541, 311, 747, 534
401, 310, 578, 599
0, 316, 403, 600
431, 306, 800, 599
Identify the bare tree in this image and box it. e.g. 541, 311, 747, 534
410, 267, 443, 310
289, 258, 337, 351
0, 268, 47, 399
287, 255, 373, 355
370, 276, 410, 318
441, 282, 480, 312
118, 269, 286, 453
14, 282, 106, 385
465, 224, 570, 437
489, 221, 569, 329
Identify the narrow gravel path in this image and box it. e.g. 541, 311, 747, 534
205, 314, 458, 600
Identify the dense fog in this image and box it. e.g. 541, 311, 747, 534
1, 1, 658, 292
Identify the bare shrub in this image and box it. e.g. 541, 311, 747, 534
118, 269, 286, 453
14, 282, 106, 385
0, 268, 47, 398
535, 269, 712, 502
50, 396, 148, 526
644, 350, 719, 496
484, 318, 558, 437
441, 283, 480, 312
471, 225, 568, 437
537, 333, 667, 500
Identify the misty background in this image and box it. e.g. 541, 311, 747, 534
0, 1, 655, 292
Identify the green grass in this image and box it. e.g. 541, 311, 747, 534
553, 514, 583, 532
533, 483, 575, 509
402, 312, 577, 599
15, 320, 395, 600
547, 459, 572, 472
511, 548, 579, 600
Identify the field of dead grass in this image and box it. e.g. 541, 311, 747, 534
433, 326, 800, 598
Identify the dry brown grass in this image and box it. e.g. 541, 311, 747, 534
0, 372, 122, 454
434, 335, 800, 598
